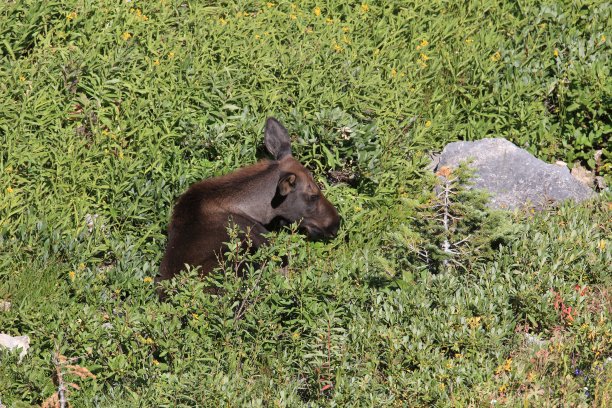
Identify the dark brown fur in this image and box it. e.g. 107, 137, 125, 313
156, 118, 340, 294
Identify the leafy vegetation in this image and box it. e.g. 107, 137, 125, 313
0, 0, 610, 406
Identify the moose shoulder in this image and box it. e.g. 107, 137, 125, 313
156, 118, 340, 293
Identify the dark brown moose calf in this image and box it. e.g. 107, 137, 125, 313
156, 118, 340, 295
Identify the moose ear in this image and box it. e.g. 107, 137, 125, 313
264, 117, 292, 160
278, 173, 296, 196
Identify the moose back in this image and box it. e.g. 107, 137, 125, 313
156, 118, 340, 291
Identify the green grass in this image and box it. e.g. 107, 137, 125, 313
0, 0, 610, 406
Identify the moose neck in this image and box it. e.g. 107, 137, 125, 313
219, 161, 280, 225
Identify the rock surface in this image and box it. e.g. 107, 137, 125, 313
433, 138, 595, 210
0, 333, 30, 362
0, 300, 10, 312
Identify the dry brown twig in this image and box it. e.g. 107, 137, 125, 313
42, 351, 96, 408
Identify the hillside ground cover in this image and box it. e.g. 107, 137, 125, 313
0, 0, 610, 406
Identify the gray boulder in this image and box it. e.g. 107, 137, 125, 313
432, 138, 595, 210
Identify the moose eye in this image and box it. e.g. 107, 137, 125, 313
309, 194, 320, 202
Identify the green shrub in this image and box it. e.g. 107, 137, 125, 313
0, 0, 609, 406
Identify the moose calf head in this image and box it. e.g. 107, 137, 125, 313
264, 118, 340, 240
157, 117, 340, 290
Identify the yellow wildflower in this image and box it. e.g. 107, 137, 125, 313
342, 35, 351, 44
218, 17, 227, 25
305, 28, 313, 34
289, 14, 297, 20
143, 277, 153, 283
192, 313, 199, 321
553, 48, 559, 57
490, 51, 501, 62
503, 358, 512, 371
153, 59, 160, 66
255, 34, 261, 39
19, 76, 26, 82
465, 37, 474, 44
168, 51, 175, 59
69, 271, 76, 281
131, 8, 148, 21
495, 358, 512, 375
342, 26, 350, 33
292, 331, 300, 340
78, 263, 85, 270
416, 39, 429, 50
326, 17, 334, 24
6, 186, 14, 194
333, 43, 343, 52
598, 239, 606, 251
121, 32, 132, 41
66, 11, 77, 21
361, 3, 369, 13
313, 7, 321, 17
467, 316, 481, 328
600, 34, 606, 43
354, 206, 363, 212
466, 316, 482, 329
266, 2, 274, 8
420, 53, 429, 61
498, 384, 507, 393
152, 359, 160, 366
373, 48, 380, 56
391, 68, 397, 78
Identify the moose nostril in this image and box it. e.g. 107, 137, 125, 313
329, 221, 340, 237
